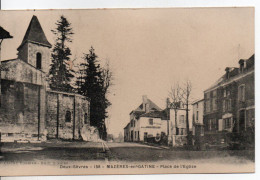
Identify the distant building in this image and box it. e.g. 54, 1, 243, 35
203, 55, 254, 147
0, 16, 90, 142
166, 103, 188, 147
191, 99, 204, 149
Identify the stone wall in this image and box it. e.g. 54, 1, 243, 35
46, 91, 89, 140
0, 80, 44, 142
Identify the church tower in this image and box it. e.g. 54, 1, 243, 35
17, 15, 52, 73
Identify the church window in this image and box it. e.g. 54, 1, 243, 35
36, 52, 42, 69
65, 111, 72, 123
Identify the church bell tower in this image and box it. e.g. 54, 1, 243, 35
17, 15, 52, 73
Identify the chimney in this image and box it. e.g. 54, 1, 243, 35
225, 67, 230, 79
239, 59, 245, 73
142, 95, 149, 112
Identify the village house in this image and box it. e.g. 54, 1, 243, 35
191, 99, 204, 149
124, 95, 166, 142
203, 54, 254, 147
124, 95, 188, 147
0, 16, 91, 142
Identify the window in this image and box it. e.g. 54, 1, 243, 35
196, 111, 199, 121
212, 90, 217, 111
227, 90, 230, 97
224, 118, 232, 129
36, 52, 42, 69
201, 127, 204, 136
238, 85, 245, 102
223, 89, 226, 97
179, 115, 185, 124
205, 92, 211, 113
208, 118, 217, 131
180, 128, 184, 135
149, 119, 153, 125
65, 111, 71, 122
227, 99, 231, 111
205, 99, 210, 113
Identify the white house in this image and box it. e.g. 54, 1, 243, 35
124, 95, 167, 142
124, 95, 189, 147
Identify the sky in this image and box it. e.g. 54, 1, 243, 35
0, 8, 254, 136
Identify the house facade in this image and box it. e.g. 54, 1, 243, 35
191, 99, 204, 148
124, 95, 166, 142
0, 16, 91, 142
203, 55, 254, 147
124, 95, 188, 146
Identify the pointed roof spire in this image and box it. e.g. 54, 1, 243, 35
17, 15, 52, 50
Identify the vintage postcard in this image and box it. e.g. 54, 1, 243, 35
0, 8, 254, 176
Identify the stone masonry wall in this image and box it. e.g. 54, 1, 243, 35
46, 91, 90, 140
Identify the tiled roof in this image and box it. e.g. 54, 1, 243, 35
139, 110, 165, 118
17, 15, 52, 49
134, 99, 162, 112
204, 54, 254, 93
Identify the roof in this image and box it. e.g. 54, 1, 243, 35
139, 110, 166, 119
134, 99, 162, 112
246, 54, 254, 69
17, 15, 52, 49
204, 54, 254, 93
0, 26, 13, 39
124, 123, 130, 129
191, 98, 204, 105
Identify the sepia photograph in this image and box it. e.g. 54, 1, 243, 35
0, 7, 255, 176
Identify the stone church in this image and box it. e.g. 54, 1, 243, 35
0, 16, 91, 142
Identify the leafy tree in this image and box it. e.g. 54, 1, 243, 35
49, 15, 74, 92
78, 47, 112, 140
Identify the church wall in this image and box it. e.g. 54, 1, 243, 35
0, 80, 42, 142
46, 91, 90, 140
1, 59, 45, 86
58, 94, 74, 139
46, 91, 58, 138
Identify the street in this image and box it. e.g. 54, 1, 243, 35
0, 141, 254, 164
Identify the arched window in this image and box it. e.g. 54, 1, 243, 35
36, 53, 42, 69
65, 111, 71, 122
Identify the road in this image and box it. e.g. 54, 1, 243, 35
0, 141, 254, 164
106, 142, 254, 163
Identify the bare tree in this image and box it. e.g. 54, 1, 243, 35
180, 80, 192, 144
168, 82, 183, 135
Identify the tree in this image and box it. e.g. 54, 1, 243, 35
180, 80, 192, 145
168, 82, 183, 135
168, 80, 192, 146
78, 47, 113, 140
49, 15, 74, 92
